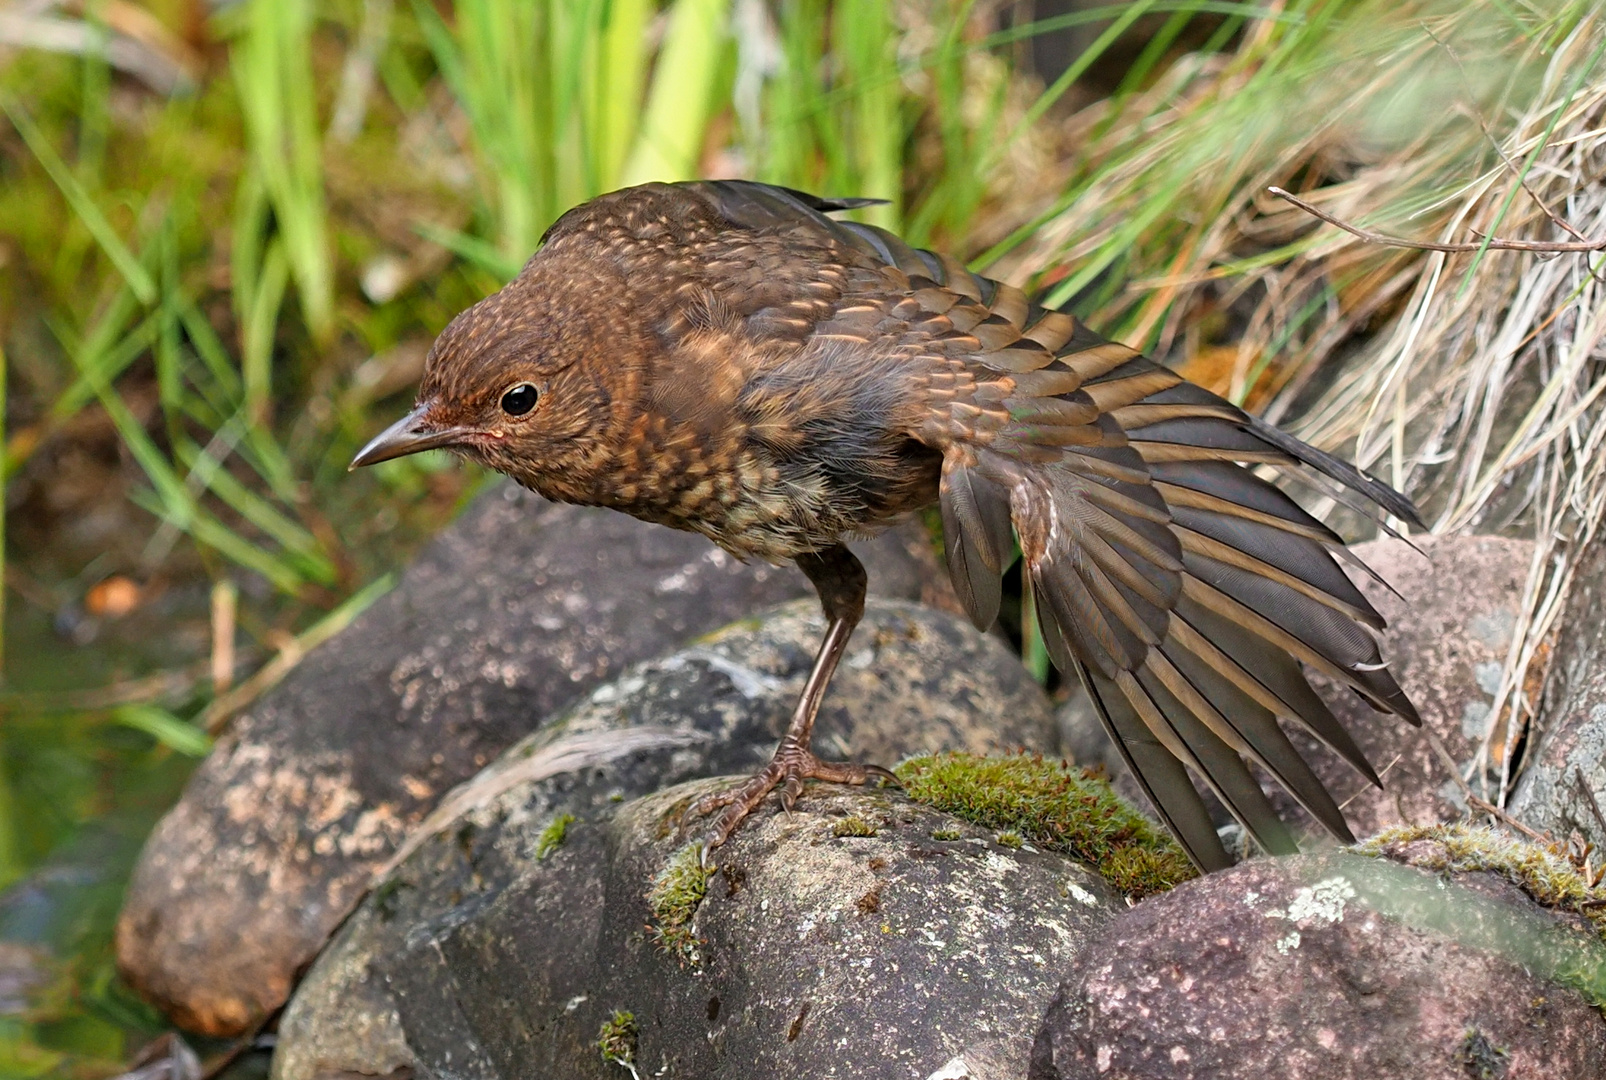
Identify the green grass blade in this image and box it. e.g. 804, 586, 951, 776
241, 238, 290, 427
231, 0, 334, 342
111, 705, 213, 757
622, 0, 730, 184
0, 97, 156, 304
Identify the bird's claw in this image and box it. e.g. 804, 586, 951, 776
682, 745, 897, 852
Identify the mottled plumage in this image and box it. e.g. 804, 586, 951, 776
352, 180, 1422, 870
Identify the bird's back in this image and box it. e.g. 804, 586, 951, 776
529, 181, 1423, 870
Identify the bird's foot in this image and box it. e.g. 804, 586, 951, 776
686, 745, 898, 853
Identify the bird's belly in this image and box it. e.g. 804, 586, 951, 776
624, 453, 933, 562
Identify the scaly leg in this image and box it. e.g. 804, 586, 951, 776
688, 544, 897, 850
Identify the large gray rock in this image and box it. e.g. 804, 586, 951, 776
273, 598, 1060, 1080
1060, 534, 1536, 841
116, 481, 948, 1036
1030, 836, 1606, 1080
1513, 534, 1606, 849
382, 781, 1115, 1080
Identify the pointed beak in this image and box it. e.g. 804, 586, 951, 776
348, 404, 474, 470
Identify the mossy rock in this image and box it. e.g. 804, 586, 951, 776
273, 599, 1060, 1080
364, 777, 1124, 1079
1032, 846, 1606, 1079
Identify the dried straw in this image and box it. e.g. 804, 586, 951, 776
979, 1, 1606, 808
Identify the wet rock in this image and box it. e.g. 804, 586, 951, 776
1513, 534, 1606, 849
116, 480, 949, 1037
1031, 839, 1606, 1080
273, 598, 1059, 1080
1058, 534, 1536, 840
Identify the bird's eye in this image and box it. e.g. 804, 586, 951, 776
500, 383, 539, 416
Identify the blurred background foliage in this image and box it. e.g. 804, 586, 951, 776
0, 0, 1601, 1074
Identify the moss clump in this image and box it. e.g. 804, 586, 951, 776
896, 752, 1196, 897
930, 827, 963, 841
597, 1010, 640, 1076
832, 815, 879, 838
1354, 823, 1606, 938
995, 830, 1024, 849
536, 813, 576, 859
1458, 1029, 1509, 1080
373, 877, 411, 922
646, 842, 711, 963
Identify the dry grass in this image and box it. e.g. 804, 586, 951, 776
977, 0, 1606, 809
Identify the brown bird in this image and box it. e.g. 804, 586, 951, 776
351, 180, 1421, 871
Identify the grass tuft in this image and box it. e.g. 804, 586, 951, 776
895, 752, 1196, 897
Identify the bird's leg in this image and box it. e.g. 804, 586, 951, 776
689, 544, 897, 850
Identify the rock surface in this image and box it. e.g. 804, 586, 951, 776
1514, 534, 1606, 850
316, 781, 1115, 1080
1059, 534, 1537, 840
1031, 844, 1606, 1080
116, 480, 949, 1036
273, 598, 1060, 1080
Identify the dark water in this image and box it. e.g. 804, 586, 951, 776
1, 584, 209, 1076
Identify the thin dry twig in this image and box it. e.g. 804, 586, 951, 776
198, 574, 393, 735
1268, 186, 1606, 253
1467, 793, 1553, 844
0, 661, 209, 713
1573, 765, 1606, 840
1337, 752, 1401, 811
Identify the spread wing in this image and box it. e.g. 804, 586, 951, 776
684, 180, 1423, 872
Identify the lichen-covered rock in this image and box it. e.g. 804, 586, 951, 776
386, 781, 1118, 1080
272, 598, 1059, 1080
1030, 840, 1606, 1080
1059, 534, 1536, 840
1513, 534, 1606, 850
115, 480, 947, 1037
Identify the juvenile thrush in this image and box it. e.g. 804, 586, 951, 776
352, 180, 1421, 871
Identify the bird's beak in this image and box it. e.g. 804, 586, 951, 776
348, 404, 473, 469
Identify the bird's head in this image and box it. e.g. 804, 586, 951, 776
349, 256, 654, 503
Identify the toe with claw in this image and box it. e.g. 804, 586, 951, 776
687, 743, 899, 852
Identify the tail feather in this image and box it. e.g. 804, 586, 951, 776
1073, 654, 1234, 872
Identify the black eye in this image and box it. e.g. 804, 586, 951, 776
500, 383, 539, 416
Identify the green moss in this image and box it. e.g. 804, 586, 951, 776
896, 753, 1197, 897
832, 815, 879, 838
930, 827, 963, 841
1354, 823, 1606, 938
597, 1010, 640, 1075
1458, 1029, 1509, 1080
646, 842, 711, 963
995, 830, 1024, 849
535, 813, 576, 860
